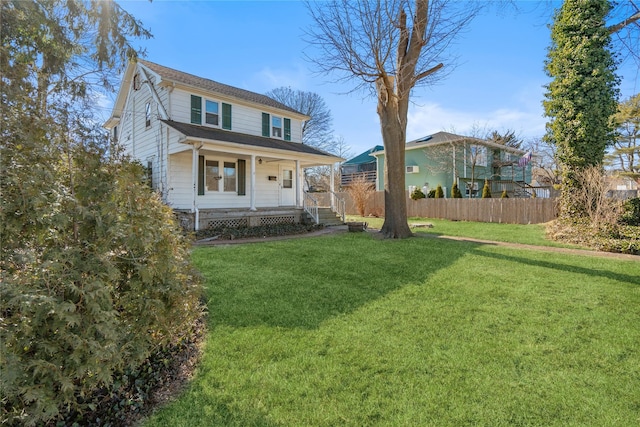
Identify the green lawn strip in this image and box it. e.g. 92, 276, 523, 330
144, 234, 640, 426
347, 215, 582, 249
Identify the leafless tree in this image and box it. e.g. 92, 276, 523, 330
608, 1, 640, 65
265, 87, 335, 152
306, 0, 482, 238
525, 137, 561, 186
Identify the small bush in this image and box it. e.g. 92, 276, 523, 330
345, 175, 375, 216
620, 198, 640, 226
546, 219, 640, 255
482, 180, 491, 198
452, 182, 462, 198
195, 223, 324, 241
501, 190, 509, 198
410, 187, 426, 200
435, 185, 444, 198
427, 189, 436, 198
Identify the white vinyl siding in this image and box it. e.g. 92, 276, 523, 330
166, 152, 290, 210
169, 89, 303, 142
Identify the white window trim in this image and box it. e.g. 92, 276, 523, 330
204, 157, 237, 193
204, 99, 221, 128
271, 115, 283, 139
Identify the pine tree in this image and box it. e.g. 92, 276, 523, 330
543, 0, 619, 219
482, 179, 492, 198
452, 181, 463, 198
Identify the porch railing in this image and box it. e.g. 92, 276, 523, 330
328, 190, 346, 223
303, 192, 319, 224
341, 170, 377, 186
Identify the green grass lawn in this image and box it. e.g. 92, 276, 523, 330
348, 215, 583, 248
144, 232, 640, 426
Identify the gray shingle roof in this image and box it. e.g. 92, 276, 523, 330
161, 120, 339, 159
138, 60, 306, 117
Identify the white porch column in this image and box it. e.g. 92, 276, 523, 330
295, 160, 301, 208
250, 155, 257, 211
330, 163, 335, 210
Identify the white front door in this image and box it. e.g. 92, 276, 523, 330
279, 166, 295, 206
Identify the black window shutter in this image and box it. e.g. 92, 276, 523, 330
222, 103, 232, 130
262, 113, 270, 137
284, 118, 291, 141
237, 159, 246, 196
191, 95, 202, 124
197, 155, 205, 195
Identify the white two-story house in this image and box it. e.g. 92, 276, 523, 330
104, 60, 343, 230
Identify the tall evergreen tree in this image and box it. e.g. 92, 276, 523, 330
543, 0, 620, 219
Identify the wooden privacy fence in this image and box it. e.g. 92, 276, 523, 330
316, 191, 558, 224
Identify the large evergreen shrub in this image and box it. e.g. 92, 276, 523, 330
1, 143, 204, 426
435, 185, 444, 198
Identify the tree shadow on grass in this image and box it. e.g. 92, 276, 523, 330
471, 249, 640, 286
196, 234, 480, 330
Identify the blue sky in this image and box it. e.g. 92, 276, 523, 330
114, 0, 639, 157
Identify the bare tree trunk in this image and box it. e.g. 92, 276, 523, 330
378, 76, 412, 238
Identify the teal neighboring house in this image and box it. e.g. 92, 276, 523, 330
344, 132, 536, 198
340, 145, 384, 187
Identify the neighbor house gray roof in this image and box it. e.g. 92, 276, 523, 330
162, 120, 340, 159
139, 60, 306, 117
403, 132, 526, 154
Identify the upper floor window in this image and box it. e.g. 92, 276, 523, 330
205, 100, 219, 126
145, 102, 151, 128
262, 113, 292, 141
272, 116, 282, 138
191, 95, 232, 129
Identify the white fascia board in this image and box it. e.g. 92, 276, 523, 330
178, 137, 342, 165
163, 81, 310, 122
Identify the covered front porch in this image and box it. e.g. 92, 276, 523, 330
162, 120, 344, 230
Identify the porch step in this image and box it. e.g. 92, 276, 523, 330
308, 207, 344, 226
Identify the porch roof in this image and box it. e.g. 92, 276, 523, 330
162, 120, 342, 161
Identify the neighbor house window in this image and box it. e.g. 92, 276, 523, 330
205, 160, 220, 191
223, 162, 236, 192
145, 102, 151, 128
470, 145, 487, 167
205, 100, 219, 126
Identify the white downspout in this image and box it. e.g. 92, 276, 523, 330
191, 143, 202, 231
250, 155, 257, 211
